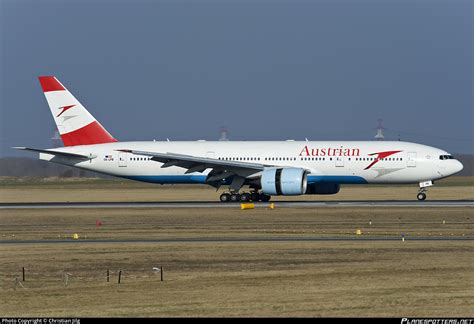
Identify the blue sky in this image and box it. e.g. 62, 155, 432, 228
1, 0, 472, 156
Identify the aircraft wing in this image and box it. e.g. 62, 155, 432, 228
117, 149, 265, 189
13, 147, 96, 160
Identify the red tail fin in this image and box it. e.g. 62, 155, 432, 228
39, 76, 118, 146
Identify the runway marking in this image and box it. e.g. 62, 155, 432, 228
0, 200, 473, 209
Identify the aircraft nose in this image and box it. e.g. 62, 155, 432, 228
453, 160, 464, 174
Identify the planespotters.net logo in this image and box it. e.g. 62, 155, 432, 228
402, 319, 473, 324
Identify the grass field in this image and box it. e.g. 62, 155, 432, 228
1, 241, 472, 317
1, 207, 473, 317
0, 177, 472, 317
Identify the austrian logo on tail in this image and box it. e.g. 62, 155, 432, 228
364, 150, 402, 170
56, 104, 76, 117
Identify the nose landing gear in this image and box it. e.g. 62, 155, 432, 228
417, 191, 427, 201
417, 180, 433, 201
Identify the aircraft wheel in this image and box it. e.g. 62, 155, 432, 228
220, 193, 231, 203
417, 192, 426, 201
230, 193, 241, 203
240, 193, 251, 202
260, 194, 271, 202
250, 192, 259, 202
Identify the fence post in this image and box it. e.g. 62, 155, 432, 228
22, 267, 25, 282
107, 269, 109, 282
64, 272, 71, 287
161, 267, 163, 282
118, 270, 122, 284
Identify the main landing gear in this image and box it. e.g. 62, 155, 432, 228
219, 191, 271, 203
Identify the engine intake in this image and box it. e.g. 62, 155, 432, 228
261, 168, 308, 196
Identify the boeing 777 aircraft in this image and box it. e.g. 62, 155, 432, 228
15, 76, 463, 202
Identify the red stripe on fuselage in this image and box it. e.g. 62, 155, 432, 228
60, 121, 118, 146
364, 150, 402, 170
38, 76, 65, 92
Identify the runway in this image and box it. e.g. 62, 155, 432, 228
1, 235, 472, 245
1, 200, 473, 209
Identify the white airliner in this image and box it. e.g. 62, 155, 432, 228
15, 76, 463, 202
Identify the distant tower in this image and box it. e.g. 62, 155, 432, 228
51, 129, 63, 147
219, 127, 229, 141
374, 118, 385, 141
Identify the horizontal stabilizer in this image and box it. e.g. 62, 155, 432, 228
13, 147, 96, 159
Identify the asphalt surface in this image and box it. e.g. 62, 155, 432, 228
1, 236, 472, 245
0, 200, 473, 209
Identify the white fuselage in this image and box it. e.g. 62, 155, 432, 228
39, 140, 463, 185
29, 76, 464, 201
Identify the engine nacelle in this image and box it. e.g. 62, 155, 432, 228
261, 168, 308, 196
305, 183, 340, 195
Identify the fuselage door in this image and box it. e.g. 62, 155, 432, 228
118, 152, 128, 167
335, 156, 344, 167
407, 152, 416, 167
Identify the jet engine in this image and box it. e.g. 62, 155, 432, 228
260, 168, 308, 195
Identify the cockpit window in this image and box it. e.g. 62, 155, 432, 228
439, 155, 454, 160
